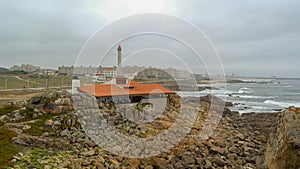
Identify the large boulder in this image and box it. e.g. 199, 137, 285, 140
200, 94, 232, 107
30, 94, 45, 104
265, 107, 300, 169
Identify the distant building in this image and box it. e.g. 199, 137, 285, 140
135, 67, 192, 80
40, 69, 57, 76
136, 68, 171, 79
10, 64, 40, 72
58, 65, 98, 76
58, 65, 74, 75
121, 65, 145, 75
59, 45, 198, 81
96, 66, 117, 79
164, 68, 177, 77
176, 69, 192, 79
58, 45, 123, 77
75, 65, 98, 75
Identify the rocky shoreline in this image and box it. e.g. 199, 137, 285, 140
0, 91, 299, 168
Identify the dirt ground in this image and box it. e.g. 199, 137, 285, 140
0, 91, 40, 108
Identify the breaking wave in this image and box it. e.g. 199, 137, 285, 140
264, 100, 300, 108
237, 87, 250, 94
235, 95, 275, 99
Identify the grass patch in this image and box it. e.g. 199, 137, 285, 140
135, 102, 153, 112
0, 75, 72, 89
0, 127, 23, 169
42, 98, 56, 108
14, 148, 71, 169
19, 106, 35, 119
15, 148, 53, 168
23, 112, 67, 136
0, 105, 19, 116
0, 90, 38, 97
23, 119, 48, 136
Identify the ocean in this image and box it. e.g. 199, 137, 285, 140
177, 78, 300, 113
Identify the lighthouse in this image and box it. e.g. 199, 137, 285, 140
118, 45, 122, 67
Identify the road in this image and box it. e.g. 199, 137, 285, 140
0, 86, 71, 92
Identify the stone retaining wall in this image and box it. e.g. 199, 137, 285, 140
265, 107, 300, 169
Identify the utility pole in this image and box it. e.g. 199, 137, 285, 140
36, 74, 37, 91
62, 76, 64, 87
45, 78, 48, 91
27, 78, 30, 90
5, 78, 7, 89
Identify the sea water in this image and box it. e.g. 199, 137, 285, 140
177, 78, 300, 113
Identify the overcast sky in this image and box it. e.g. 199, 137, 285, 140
1, 0, 299, 77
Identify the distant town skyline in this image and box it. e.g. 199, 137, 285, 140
1, 0, 300, 78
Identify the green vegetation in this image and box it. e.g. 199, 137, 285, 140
0, 69, 27, 75
0, 90, 37, 97
0, 127, 23, 168
24, 119, 49, 136
20, 106, 34, 118
0, 105, 19, 116
78, 76, 94, 84
42, 98, 56, 109
0, 76, 32, 89
23, 112, 65, 136
14, 148, 71, 169
135, 102, 152, 111
0, 75, 71, 90
0, 67, 9, 73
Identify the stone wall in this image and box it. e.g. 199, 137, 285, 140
265, 107, 300, 169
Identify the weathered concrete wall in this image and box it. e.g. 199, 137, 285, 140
265, 107, 300, 169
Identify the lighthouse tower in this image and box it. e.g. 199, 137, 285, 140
118, 45, 122, 67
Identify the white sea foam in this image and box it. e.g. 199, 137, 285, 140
177, 90, 232, 98
234, 95, 275, 99
237, 88, 251, 94
264, 100, 300, 108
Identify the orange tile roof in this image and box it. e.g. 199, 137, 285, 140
79, 80, 175, 97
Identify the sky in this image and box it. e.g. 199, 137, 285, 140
0, 0, 299, 77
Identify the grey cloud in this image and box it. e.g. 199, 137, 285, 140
0, 0, 299, 77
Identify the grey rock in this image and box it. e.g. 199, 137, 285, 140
182, 155, 195, 164
81, 149, 95, 157
0, 115, 8, 122
44, 119, 54, 126
30, 94, 44, 104
236, 133, 245, 140
204, 159, 212, 168
32, 113, 38, 118
210, 146, 225, 154
211, 157, 227, 166
227, 153, 237, 161
22, 124, 31, 130
229, 146, 240, 153
144, 165, 154, 169
174, 162, 184, 169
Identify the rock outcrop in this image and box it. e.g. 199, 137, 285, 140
5, 91, 299, 168
265, 107, 300, 169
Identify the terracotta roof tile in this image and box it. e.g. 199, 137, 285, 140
79, 80, 175, 97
